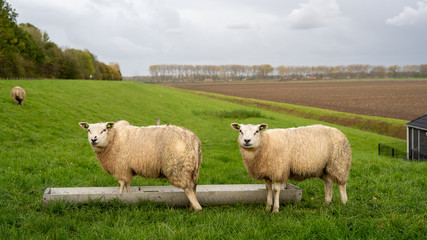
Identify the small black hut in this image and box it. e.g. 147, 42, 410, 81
406, 114, 427, 160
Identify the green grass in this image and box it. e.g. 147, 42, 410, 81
193, 109, 268, 120
0, 80, 426, 239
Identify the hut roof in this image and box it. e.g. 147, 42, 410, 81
406, 114, 427, 131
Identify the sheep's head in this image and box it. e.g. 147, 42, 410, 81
231, 123, 268, 149
79, 122, 115, 148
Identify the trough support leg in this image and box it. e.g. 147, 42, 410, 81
324, 176, 333, 205
264, 179, 273, 212
272, 182, 282, 213
339, 183, 348, 204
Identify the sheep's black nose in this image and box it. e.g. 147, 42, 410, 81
244, 139, 251, 144
91, 138, 97, 143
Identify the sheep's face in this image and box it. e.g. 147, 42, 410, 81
231, 123, 268, 149
79, 122, 115, 148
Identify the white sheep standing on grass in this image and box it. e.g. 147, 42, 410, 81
231, 123, 352, 213
80, 120, 203, 212
11, 86, 26, 106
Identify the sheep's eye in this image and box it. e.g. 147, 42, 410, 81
239, 130, 243, 134
88, 130, 91, 133
254, 130, 259, 135
101, 129, 107, 134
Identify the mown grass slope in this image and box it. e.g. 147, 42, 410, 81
0, 80, 425, 239
175, 89, 408, 139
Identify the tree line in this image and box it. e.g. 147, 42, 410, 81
142, 64, 427, 82
0, 0, 121, 80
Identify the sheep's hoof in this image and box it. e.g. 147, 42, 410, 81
189, 204, 202, 212
191, 206, 202, 213
272, 208, 279, 214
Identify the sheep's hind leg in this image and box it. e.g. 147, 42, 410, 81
272, 182, 282, 213
184, 188, 202, 212
338, 183, 347, 204
324, 176, 333, 205
264, 179, 273, 212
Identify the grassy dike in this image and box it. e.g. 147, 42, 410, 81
0, 80, 425, 239
174, 89, 408, 139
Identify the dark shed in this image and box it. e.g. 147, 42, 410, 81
406, 114, 427, 160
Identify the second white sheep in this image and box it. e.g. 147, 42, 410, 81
231, 123, 352, 213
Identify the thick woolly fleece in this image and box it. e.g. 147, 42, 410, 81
81, 120, 202, 211
232, 123, 351, 213
11, 86, 26, 106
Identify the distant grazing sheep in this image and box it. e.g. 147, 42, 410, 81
11, 86, 26, 106
80, 120, 203, 212
231, 123, 351, 213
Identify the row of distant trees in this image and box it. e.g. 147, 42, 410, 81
142, 64, 427, 82
0, 0, 121, 80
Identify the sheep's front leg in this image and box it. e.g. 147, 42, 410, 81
118, 180, 125, 193
118, 179, 131, 193
272, 182, 282, 213
265, 179, 273, 212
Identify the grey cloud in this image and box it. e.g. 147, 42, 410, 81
227, 22, 252, 30
8, 0, 427, 76
386, 0, 427, 26
285, 0, 342, 29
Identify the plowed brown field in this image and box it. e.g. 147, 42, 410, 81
168, 80, 427, 121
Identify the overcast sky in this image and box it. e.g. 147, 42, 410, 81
8, 0, 427, 76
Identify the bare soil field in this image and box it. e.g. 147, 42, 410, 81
168, 80, 427, 121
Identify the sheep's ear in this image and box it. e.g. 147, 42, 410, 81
79, 122, 89, 130
259, 124, 268, 131
231, 123, 240, 130
106, 122, 114, 129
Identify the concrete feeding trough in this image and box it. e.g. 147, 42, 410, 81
43, 184, 302, 206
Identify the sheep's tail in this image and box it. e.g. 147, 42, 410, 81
328, 131, 352, 185
193, 140, 202, 190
